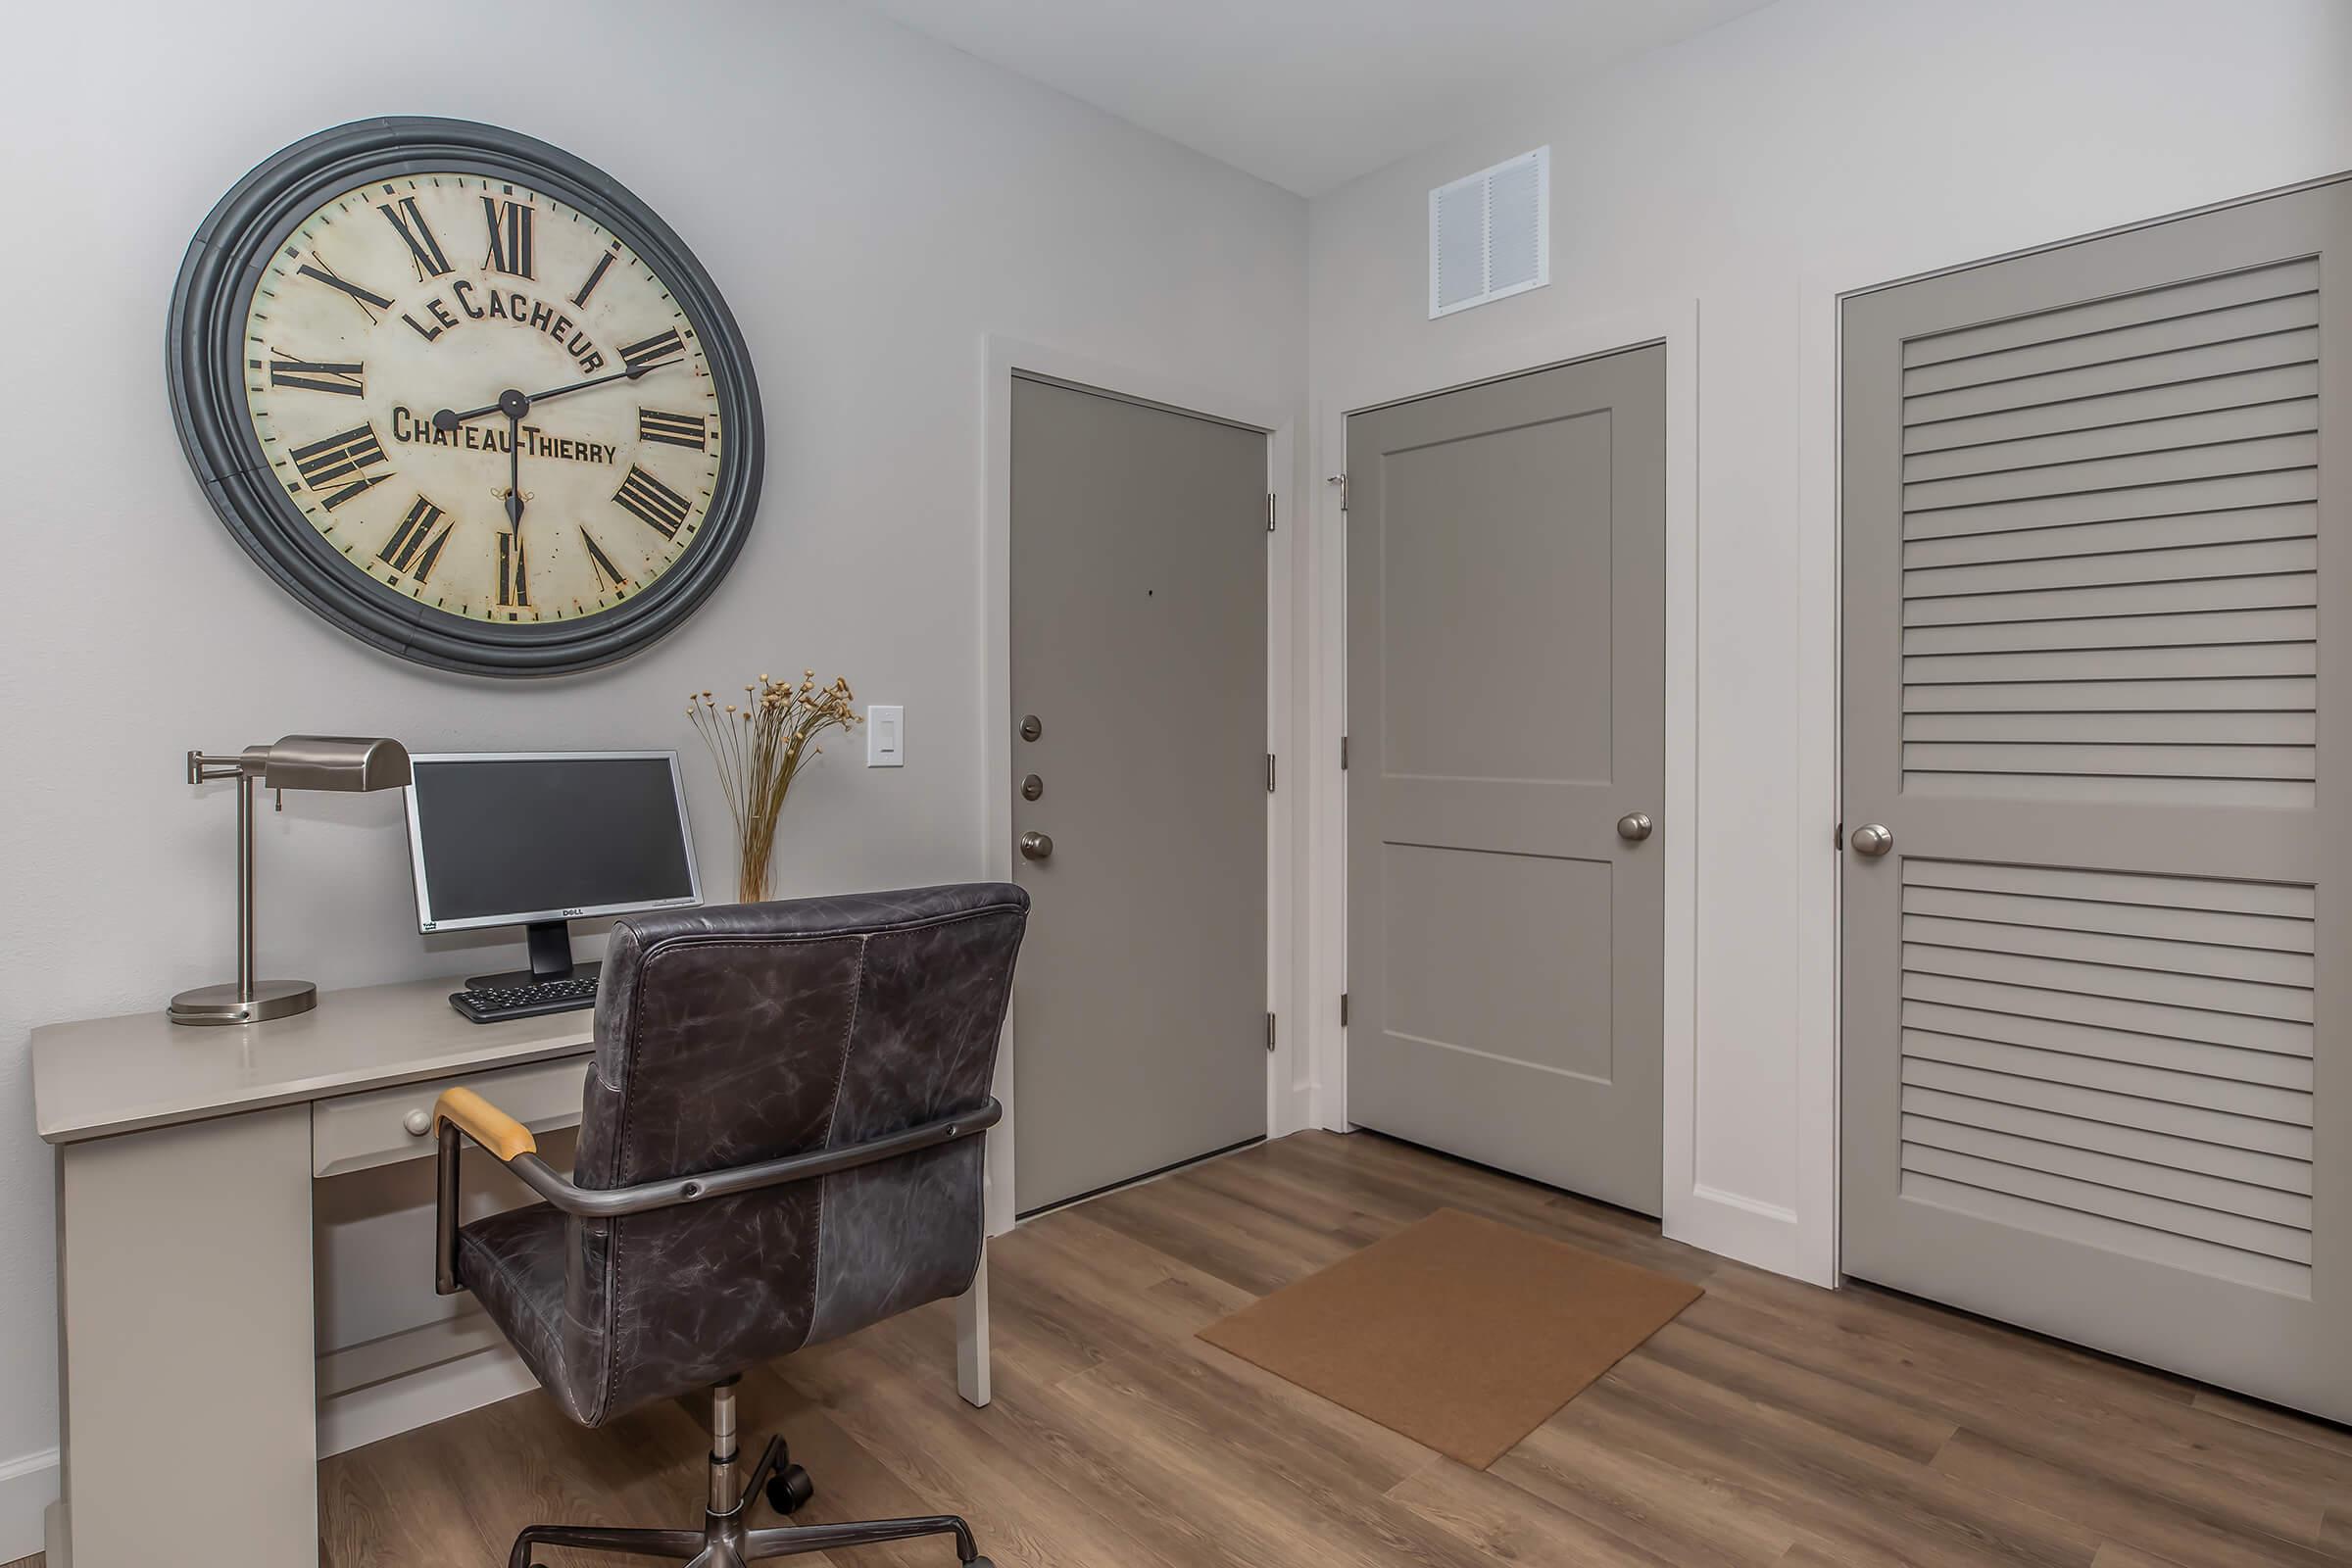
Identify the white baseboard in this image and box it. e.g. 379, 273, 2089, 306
0, 1445, 59, 1562
1665, 1183, 1814, 1283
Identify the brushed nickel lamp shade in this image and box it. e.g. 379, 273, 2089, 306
169, 736, 412, 1027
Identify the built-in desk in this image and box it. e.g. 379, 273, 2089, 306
31, 974, 991, 1568
34, 973, 606, 1145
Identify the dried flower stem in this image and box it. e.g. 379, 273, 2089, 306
687, 670, 860, 902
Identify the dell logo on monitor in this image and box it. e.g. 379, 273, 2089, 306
561, 907, 586, 916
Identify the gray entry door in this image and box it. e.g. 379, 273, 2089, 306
1347, 347, 1667, 1213
1010, 374, 1268, 1214
1841, 180, 2351, 1419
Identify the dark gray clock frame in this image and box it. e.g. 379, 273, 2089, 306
168, 117, 764, 677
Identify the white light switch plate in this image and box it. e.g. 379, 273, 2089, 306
867, 705, 904, 766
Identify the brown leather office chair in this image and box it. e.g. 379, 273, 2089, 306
432, 883, 1028, 1568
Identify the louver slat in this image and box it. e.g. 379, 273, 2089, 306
1894, 263, 2319, 808
1899, 858, 2314, 1298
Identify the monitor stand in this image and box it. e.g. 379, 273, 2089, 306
465, 919, 601, 992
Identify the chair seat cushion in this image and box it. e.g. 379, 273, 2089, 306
456, 1202, 593, 1424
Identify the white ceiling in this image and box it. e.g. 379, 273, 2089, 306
851, 0, 1779, 197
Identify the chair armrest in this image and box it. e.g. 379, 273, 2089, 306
434, 1086, 538, 1162
431, 1083, 538, 1296
433, 1095, 1001, 1297
507, 1098, 1004, 1218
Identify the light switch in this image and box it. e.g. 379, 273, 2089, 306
866, 705, 904, 767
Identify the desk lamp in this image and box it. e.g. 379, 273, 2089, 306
170, 735, 412, 1026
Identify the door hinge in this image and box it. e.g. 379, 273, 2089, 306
1266, 753, 1277, 793
1265, 492, 1277, 532
1340, 992, 1349, 1026
1341, 735, 1350, 771
1834, 820, 1845, 852
1265, 1011, 1278, 1053
1327, 472, 1348, 513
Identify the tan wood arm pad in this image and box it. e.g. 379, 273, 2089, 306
434, 1086, 538, 1162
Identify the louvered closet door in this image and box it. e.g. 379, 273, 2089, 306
1840, 180, 2352, 1420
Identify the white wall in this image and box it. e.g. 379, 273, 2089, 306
1305, 0, 2352, 1280
0, 0, 1304, 1540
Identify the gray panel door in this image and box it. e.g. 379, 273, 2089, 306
1010, 374, 1268, 1214
1841, 180, 2352, 1418
1347, 347, 1667, 1213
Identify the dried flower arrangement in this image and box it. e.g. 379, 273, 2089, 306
687, 670, 861, 903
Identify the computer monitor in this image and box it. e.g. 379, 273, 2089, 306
404, 751, 702, 990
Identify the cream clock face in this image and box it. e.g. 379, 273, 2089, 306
243, 172, 722, 623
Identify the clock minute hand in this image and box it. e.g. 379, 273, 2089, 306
432, 358, 674, 433
523, 357, 672, 408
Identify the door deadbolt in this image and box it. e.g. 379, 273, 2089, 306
1020, 773, 1044, 802
1850, 823, 1893, 858
1019, 714, 1042, 742
1019, 830, 1054, 861
1616, 811, 1653, 843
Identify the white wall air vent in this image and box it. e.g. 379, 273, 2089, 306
1429, 147, 1550, 318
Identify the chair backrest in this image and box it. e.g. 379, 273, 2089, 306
564, 882, 1027, 1420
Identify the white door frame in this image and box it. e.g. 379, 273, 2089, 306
979, 333, 1300, 1233
1305, 301, 1734, 1261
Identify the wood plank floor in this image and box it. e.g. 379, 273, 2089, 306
321, 1129, 2352, 1568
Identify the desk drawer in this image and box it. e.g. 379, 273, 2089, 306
313, 1054, 593, 1177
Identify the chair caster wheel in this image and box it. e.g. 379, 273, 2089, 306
765, 1461, 815, 1515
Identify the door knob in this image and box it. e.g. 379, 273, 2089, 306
1019, 830, 1054, 861
1850, 823, 1893, 858
1616, 811, 1653, 843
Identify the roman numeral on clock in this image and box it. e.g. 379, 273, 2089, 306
571, 242, 620, 308
497, 530, 530, 609
296, 260, 392, 322
580, 527, 630, 593
637, 408, 707, 450
377, 194, 452, 279
619, 328, 685, 374
268, 354, 365, 397
290, 423, 392, 511
378, 495, 454, 581
481, 196, 534, 277
613, 464, 692, 538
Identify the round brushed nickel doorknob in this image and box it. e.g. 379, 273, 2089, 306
1851, 823, 1894, 858
1019, 830, 1054, 861
1616, 811, 1653, 843
404, 1108, 433, 1138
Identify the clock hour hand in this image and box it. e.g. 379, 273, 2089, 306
432, 359, 669, 434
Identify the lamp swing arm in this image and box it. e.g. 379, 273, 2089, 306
186, 749, 261, 784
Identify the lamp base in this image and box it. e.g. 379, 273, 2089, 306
168, 979, 318, 1027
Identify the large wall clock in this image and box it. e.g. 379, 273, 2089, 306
169, 118, 763, 676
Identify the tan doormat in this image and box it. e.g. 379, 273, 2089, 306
1197, 1206, 1702, 1468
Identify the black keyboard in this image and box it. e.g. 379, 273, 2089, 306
450, 974, 599, 1024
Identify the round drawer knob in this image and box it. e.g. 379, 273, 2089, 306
404, 1108, 433, 1138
